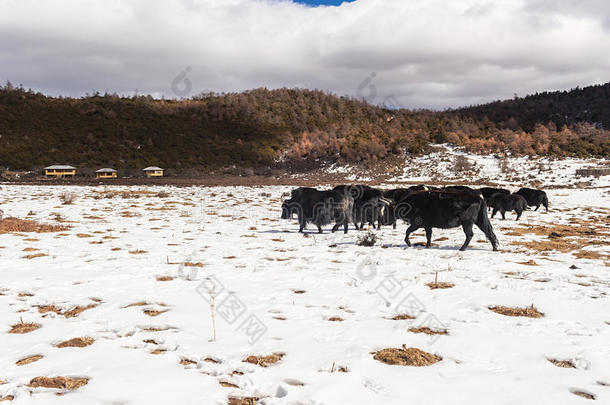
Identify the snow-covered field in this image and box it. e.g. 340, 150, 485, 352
1, 180, 609, 404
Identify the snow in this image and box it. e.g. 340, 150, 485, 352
1, 174, 609, 404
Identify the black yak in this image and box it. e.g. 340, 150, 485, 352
281, 187, 353, 234
395, 190, 498, 251
488, 193, 528, 220
515, 188, 548, 211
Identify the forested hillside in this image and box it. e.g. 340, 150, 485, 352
0, 82, 608, 172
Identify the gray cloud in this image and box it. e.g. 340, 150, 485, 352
0, 0, 608, 109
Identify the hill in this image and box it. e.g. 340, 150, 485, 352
0, 82, 608, 173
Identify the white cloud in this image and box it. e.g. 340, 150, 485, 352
0, 0, 608, 108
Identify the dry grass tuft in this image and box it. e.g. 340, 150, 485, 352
243, 353, 284, 367
220, 381, 240, 388
489, 305, 544, 318
180, 358, 197, 366
373, 345, 442, 367
228, 397, 259, 405
426, 282, 454, 289
29, 376, 88, 390
408, 327, 449, 336
9, 322, 41, 334
64, 304, 97, 318
328, 316, 344, 322
183, 262, 204, 267
571, 390, 596, 400
0, 217, 69, 234
516, 259, 539, 266
0, 395, 14, 401
143, 309, 168, 317
16, 354, 43, 366
156, 276, 174, 281
129, 250, 148, 254
22, 253, 48, 259
391, 314, 415, 320
56, 337, 94, 348
126, 301, 149, 307
548, 358, 576, 368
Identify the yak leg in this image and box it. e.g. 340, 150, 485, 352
491, 207, 498, 218
331, 223, 340, 233
500, 209, 506, 220
515, 210, 522, 221
393, 221, 397, 230
317, 224, 323, 234
535, 205, 540, 211
298, 217, 306, 233
459, 221, 474, 251
425, 227, 433, 248
404, 224, 420, 247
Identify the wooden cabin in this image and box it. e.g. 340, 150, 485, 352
95, 168, 118, 179
44, 165, 77, 177
143, 166, 164, 177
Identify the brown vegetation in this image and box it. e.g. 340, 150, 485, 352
9, 322, 40, 334
0, 217, 69, 234
548, 358, 576, 368
408, 327, 449, 336
243, 353, 284, 367
373, 346, 442, 366
16, 355, 43, 366
489, 305, 544, 318
56, 337, 94, 348
28, 376, 89, 390
426, 282, 455, 289
1, 84, 608, 173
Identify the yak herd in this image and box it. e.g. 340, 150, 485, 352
281, 185, 549, 251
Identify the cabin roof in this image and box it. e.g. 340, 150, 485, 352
44, 165, 76, 170
143, 166, 163, 171
96, 168, 117, 173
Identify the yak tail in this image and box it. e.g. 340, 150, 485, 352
476, 200, 499, 250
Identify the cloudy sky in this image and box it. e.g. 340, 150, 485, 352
1, 0, 609, 109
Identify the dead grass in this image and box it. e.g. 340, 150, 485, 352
220, 381, 240, 388
516, 259, 539, 266
180, 358, 197, 366
28, 376, 89, 390
129, 250, 148, 254
16, 354, 43, 366
9, 322, 40, 334
125, 301, 149, 307
426, 282, 455, 289
143, 309, 168, 317
0, 395, 14, 401
56, 337, 94, 348
408, 327, 449, 336
0, 217, 69, 234
508, 217, 610, 261
228, 397, 259, 405
488, 305, 544, 318
571, 390, 596, 400
373, 345, 442, 367
64, 304, 97, 318
183, 262, 204, 267
243, 353, 284, 367
156, 276, 174, 281
22, 253, 48, 259
328, 316, 344, 322
548, 358, 576, 368
391, 314, 415, 320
